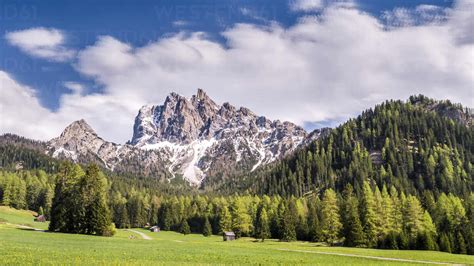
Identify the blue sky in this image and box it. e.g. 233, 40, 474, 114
0, 0, 471, 142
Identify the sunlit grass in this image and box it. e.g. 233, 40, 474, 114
1, 207, 473, 265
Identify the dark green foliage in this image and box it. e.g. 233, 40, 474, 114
255, 205, 270, 241
203, 216, 212, 237
342, 185, 364, 247
179, 218, 191, 235
455, 232, 467, 254
247, 97, 472, 198
439, 233, 452, 253
416, 232, 437, 251
48, 163, 114, 236
280, 201, 297, 242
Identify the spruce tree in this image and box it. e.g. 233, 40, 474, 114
280, 201, 297, 241
342, 185, 364, 247
361, 181, 378, 247
256, 207, 271, 242
231, 198, 253, 238
180, 218, 191, 235
439, 233, 452, 253
218, 205, 232, 233
203, 216, 212, 237
321, 189, 342, 246
82, 165, 114, 236
307, 199, 321, 242
455, 232, 467, 254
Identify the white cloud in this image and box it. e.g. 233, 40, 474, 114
449, 0, 474, 45
63, 82, 84, 95
0, 71, 65, 139
290, 0, 355, 12
172, 20, 189, 27
5, 27, 75, 62
290, 0, 324, 11
1, 1, 473, 143
381, 4, 450, 28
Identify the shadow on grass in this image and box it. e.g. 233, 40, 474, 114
16, 227, 47, 232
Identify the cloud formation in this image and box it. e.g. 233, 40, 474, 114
1, 1, 473, 144
381, 5, 449, 27
5, 27, 75, 62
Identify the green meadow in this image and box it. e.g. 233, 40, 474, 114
0, 206, 472, 265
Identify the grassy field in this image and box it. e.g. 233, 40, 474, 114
0, 207, 472, 265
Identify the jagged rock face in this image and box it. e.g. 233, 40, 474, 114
48, 120, 168, 178
129, 89, 308, 185
48, 89, 324, 186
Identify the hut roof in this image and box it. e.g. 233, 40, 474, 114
224, 231, 235, 236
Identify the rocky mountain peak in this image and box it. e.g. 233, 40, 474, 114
49, 89, 328, 186
59, 119, 97, 139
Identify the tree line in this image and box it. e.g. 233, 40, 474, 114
1, 166, 473, 254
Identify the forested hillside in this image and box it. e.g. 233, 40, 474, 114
245, 95, 473, 197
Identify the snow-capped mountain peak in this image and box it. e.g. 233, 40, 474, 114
48, 89, 327, 186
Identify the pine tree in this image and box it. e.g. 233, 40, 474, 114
218, 205, 232, 233
404, 196, 425, 240
342, 185, 364, 247
381, 185, 394, 235
49, 163, 114, 236
307, 198, 321, 242
179, 218, 191, 235
256, 207, 270, 242
1, 176, 12, 206
203, 216, 212, 237
280, 201, 297, 241
439, 233, 452, 253
321, 189, 342, 246
231, 198, 253, 238
455, 232, 467, 254
49, 163, 81, 233
361, 181, 378, 247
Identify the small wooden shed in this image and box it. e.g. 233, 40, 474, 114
150, 226, 160, 232
223, 231, 236, 241
34, 215, 46, 222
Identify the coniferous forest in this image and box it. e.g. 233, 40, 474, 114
0, 96, 472, 254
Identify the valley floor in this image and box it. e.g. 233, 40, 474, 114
0, 207, 472, 265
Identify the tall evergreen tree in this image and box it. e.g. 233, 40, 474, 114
179, 218, 191, 235
342, 185, 364, 247
255, 206, 271, 242
280, 201, 297, 241
320, 189, 342, 245
218, 205, 232, 233
361, 181, 378, 247
203, 216, 212, 237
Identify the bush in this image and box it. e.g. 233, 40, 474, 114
101, 224, 116, 237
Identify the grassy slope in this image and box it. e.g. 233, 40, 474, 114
0, 206, 49, 230
0, 207, 473, 265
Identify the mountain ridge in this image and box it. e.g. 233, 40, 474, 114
3, 94, 470, 189
47, 89, 321, 185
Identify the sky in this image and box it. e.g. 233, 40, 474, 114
0, 0, 472, 143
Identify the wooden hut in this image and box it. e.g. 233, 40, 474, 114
34, 215, 46, 222
223, 231, 235, 241
150, 226, 160, 232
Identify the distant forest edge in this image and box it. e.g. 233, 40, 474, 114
0, 95, 472, 254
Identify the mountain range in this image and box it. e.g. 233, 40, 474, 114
1, 93, 471, 191
46, 89, 330, 186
